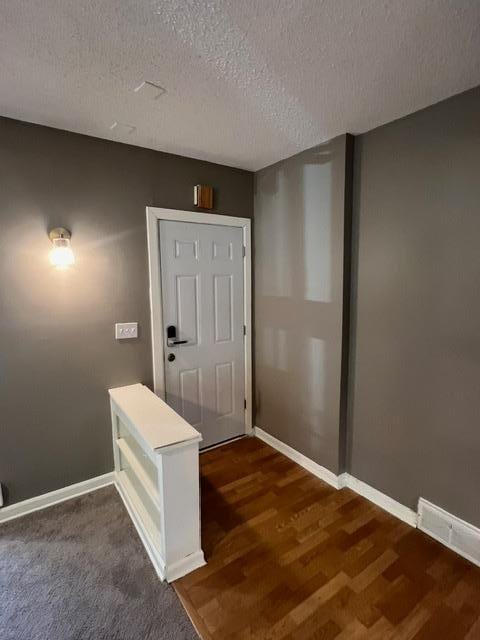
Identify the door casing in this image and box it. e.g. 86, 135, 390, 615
146, 207, 252, 436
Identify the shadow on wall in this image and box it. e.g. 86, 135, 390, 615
254, 137, 347, 473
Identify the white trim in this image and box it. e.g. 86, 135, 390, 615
148, 207, 252, 228
146, 207, 166, 400
418, 498, 480, 568
0, 473, 114, 524
345, 474, 417, 527
253, 427, 341, 490
337, 472, 349, 489
253, 427, 417, 527
146, 206, 253, 436
164, 551, 206, 582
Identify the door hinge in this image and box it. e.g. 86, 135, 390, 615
244, 398, 247, 409
242, 245, 246, 257
243, 324, 246, 336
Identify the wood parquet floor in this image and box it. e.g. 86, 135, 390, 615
174, 437, 480, 640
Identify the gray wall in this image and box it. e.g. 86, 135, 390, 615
254, 135, 352, 474
349, 86, 480, 527
0, 116, 253, 505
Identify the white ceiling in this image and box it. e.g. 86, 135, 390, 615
1, 0, 479, 171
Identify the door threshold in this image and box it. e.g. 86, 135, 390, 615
200, 435, 247, 454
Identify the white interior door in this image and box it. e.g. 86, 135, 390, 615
159, 220, 245, 449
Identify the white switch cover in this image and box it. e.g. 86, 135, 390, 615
115, 322, 138, 340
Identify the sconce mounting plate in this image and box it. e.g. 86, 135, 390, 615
49, 227, 71, 241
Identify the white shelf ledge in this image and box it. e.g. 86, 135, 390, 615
109, 383, 202, 451
116, 437, 161, 509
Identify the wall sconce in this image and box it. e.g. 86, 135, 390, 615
48, 227, 75, 269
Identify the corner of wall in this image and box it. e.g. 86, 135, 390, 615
338, 133, 355, 473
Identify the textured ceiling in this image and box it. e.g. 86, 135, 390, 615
1, 0, 479, 170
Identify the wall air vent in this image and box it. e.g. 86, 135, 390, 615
418, 498, 480, 567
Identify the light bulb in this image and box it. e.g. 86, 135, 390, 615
48, 228, 75, 269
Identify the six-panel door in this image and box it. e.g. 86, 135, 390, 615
159, 220, 245, 449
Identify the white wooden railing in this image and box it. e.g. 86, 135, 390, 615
109, 383, 205, 582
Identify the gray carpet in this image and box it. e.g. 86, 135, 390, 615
0, 486, 198, 640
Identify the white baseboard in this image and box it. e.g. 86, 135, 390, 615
254, 427, 417, 527
254, 426, 341, 490
0, 472, 114, 524
165, 551, 206, 582
344, 474, 417, 527
337, 472, 349, 489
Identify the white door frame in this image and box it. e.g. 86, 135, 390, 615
146, 206, 253, 435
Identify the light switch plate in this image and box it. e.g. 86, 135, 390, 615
115, 322, 138, 340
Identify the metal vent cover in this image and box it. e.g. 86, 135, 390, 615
418, 498, 480, 567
